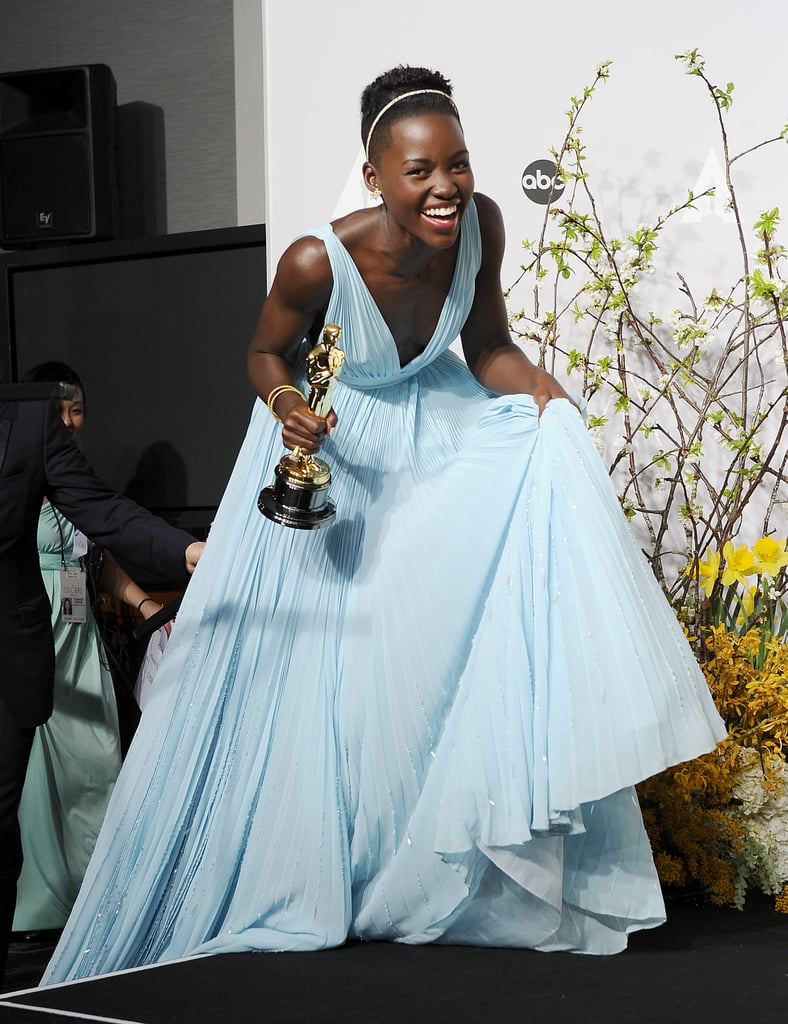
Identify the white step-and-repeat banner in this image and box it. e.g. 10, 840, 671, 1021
256, 0, 787, 549
260, 0, 788, 289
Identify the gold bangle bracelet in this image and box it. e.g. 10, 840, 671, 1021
266, 384, 305, 422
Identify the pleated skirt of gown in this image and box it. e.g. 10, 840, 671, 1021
43, 351, 726, 982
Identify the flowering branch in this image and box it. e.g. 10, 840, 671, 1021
506, 53, 788, 641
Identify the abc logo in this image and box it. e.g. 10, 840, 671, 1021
521, 160, 565, 205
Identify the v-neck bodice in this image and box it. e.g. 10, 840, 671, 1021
306, 199, 481, 390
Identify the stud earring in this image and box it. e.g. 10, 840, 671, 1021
369, 185, 382, 202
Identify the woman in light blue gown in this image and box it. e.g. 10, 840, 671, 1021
43, 67, 725, 982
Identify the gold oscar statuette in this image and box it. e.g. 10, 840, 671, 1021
258, 323, 345, 529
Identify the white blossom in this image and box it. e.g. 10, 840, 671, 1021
732, 756, 788, 882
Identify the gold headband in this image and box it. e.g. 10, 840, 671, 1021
364, 88, 458, 160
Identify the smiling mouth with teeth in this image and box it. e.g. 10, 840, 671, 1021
422, 205, 459, 221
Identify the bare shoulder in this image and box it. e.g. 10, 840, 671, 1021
276, 234, 332, 288
261, 236, 329, 323
331, 207, 379, 252
473, 191, 504, 225
472, 192, 505, 268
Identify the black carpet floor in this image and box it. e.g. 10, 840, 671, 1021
1, 894, 786, 1023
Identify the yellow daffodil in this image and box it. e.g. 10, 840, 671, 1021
751, 536, 788, 578
736, 585, 758, 626
721, 541, 755, 588
690, 547, 720, 598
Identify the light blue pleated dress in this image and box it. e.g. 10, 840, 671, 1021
43, 201, 725, 982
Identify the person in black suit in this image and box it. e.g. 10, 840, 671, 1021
0, 393, 204, 983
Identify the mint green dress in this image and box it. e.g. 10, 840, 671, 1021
12, 503, 121, 932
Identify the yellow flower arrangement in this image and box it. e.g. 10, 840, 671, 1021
686, 536, 788, 659
639, 538, 788, 911
638, 628, 788, 908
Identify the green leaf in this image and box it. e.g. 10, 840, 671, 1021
614, 394, 631, 414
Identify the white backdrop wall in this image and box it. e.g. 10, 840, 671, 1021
258, 0, 788, 547
261, 0, 788, 290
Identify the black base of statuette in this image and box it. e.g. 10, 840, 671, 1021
257, 464, 336, 530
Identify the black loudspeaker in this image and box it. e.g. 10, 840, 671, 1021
0, 64, 119, 248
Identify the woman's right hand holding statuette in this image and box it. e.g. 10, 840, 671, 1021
257, 323, 345, 530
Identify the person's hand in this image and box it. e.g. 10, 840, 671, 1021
280, 397, 338, 453
185, 541, 205, 574
531, 368, 577, 418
